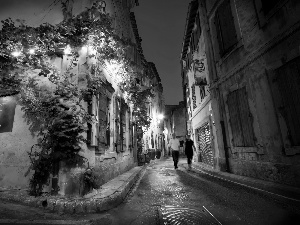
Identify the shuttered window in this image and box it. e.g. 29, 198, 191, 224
261, 0, 281, 15
275, 58, 300, 146
87, 94, 110, 153
115, 97, 121, 152
192, 12, 201, 52
227, 87, 255, 147
215, 0, 237, 56
95, 94, 111, 154
0, 96, 16, 133
121, 99, 127, 151
87, 95, 99, 147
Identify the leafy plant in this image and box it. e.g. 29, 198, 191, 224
0, 1, 154, 196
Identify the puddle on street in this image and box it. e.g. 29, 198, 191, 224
160, 205, 220, 225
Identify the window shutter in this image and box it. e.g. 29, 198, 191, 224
97, 94, 108, 153
215, 0, 237, 56
237, 88, 255, 146
120, 99, 127, 151
276, 60, 300, 146
227, 90, 244, 146
87, 98, 92, 145
0, 96, 16, 133
115, 97, 121, 152
196, 13, 201, 40
214, 13, 224, 57
90, 95, 98, 146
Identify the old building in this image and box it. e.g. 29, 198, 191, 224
0, 0, 156, 195
164, 101, 187, 155
184, 0, 300, 187
181, 0, 217, 168
142, 62, 165, 160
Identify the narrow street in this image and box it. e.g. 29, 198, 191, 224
1, 158, 300, 225
105, 158, 300, 225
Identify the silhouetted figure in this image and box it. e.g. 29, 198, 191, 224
168, 133, 180, 169
185, 135, 196, 170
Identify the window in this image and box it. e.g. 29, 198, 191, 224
273, 57, 300, 147
227, 87, 255, 147
87, 94, 111, 153
191, 84, 197, 110
87, 95, 98, 147
115, 97, 128, 152
120, 99, 127, 151
97, 95, 110, 152
200, 85, 206, 101
254, 0, 283, 27
0, 95, 16, 133
215, 0, 238, 56
261, 0, 281, 15
191, 12, 201, 52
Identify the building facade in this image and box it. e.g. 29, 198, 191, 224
183, 0, 300, 187
0, 0, 160, 195
181, 0, 217, 169
164, 102, 187, 155
142, 62, 165, 160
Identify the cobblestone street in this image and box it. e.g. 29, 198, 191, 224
105, 158, 300, 225
1, 158, 300, 224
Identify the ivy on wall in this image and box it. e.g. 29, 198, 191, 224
0, 1, 153, 196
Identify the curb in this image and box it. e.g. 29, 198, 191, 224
0, 165, 147, 214
181, 163, 300, 202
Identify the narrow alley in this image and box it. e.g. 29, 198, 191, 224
1, 157, 300, 225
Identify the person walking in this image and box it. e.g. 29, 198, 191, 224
185, 135, 196, 170
168, 133, 180, 169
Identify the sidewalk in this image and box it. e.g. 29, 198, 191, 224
0, 165, 147, 214
180, 159, 300, 202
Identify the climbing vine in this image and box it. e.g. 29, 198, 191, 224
0, 1, 154, 196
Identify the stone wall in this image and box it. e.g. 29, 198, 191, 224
206, 0, 300, 187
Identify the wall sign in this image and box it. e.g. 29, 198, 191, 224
194, 54, 208, 86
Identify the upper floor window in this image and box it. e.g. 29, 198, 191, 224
190, 12, 201, 53
215, 0, 238, 57
254, 0, 283, 27
261, 0, 281, 15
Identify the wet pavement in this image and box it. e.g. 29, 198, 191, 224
104, 157, 300, 225
1, 157, 300, 224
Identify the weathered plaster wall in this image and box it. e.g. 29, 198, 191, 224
0, 0, 138, 192
0, 102, 36, 189
209, 0, 300, 186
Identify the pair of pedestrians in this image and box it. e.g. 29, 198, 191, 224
168, 134, 196, 170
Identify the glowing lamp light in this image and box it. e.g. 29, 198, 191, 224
88, 46, 97, 55
29, 49, 35, 54
157, 114, 164, 120
81, 46, 88, 54
11, 51, 21, 57
64, 45, 72, 55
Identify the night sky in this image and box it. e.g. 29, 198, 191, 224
133, 0, 190, 105
0, 0, 190, 105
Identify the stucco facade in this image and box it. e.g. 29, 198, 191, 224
0, 0, 148, 195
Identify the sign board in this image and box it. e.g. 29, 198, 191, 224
194, 54, 208, 86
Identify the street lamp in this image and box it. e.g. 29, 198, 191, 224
157, 114, 164, 121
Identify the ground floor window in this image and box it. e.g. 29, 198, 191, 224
227, 87, 255, 147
